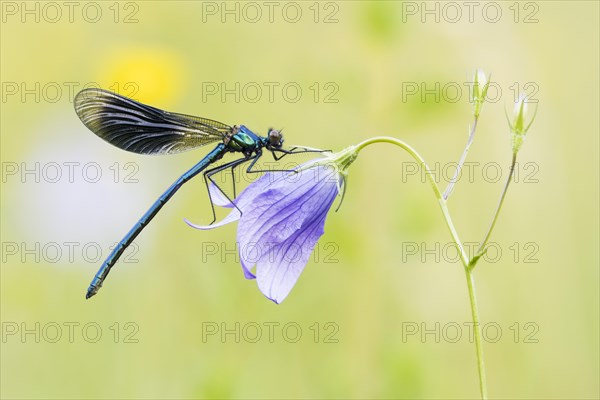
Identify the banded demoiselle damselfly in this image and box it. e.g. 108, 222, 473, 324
74, 88, 320, 299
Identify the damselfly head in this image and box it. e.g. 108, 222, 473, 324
267, 128, 283, 148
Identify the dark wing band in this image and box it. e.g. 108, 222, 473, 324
74, 88, 231, 155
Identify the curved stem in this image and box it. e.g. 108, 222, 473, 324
354, 137, 469, 265
352, 136, 488, 399
355, 137, 443, 199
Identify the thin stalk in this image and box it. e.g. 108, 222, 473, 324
465, 267, 488, 399
476, 153, 517, 258
443, 116, 479, 200
439, 200, 470, 264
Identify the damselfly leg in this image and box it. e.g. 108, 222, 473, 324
201, 147, 328, 224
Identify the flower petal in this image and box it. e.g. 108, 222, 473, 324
256, 185, 338, 303
185, 171, 282, 230
237, 166, 338, 254
240, 261, 256, 279
208, 181, 235, 208
234, 165, 340, 303
184, 209, 241, 230
187, 158, 342, 301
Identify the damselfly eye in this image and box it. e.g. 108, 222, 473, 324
268, 128, 283, 147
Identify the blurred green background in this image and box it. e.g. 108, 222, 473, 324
1, 1, 598, 398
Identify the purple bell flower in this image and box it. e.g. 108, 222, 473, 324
186, 158, 345, 303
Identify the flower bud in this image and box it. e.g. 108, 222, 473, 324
506, 94, 537, 154
472, 69, 490, 117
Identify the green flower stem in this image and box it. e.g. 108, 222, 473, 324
439, 199, 470, 264
354, 136, 443, 200
354, 137, 468, 264
475, 153, 517, 261
465, 267, 488, 399
354, 136, 487, 398
443, 116, 479, 200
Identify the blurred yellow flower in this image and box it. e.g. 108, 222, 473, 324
98, 46, 186, 107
